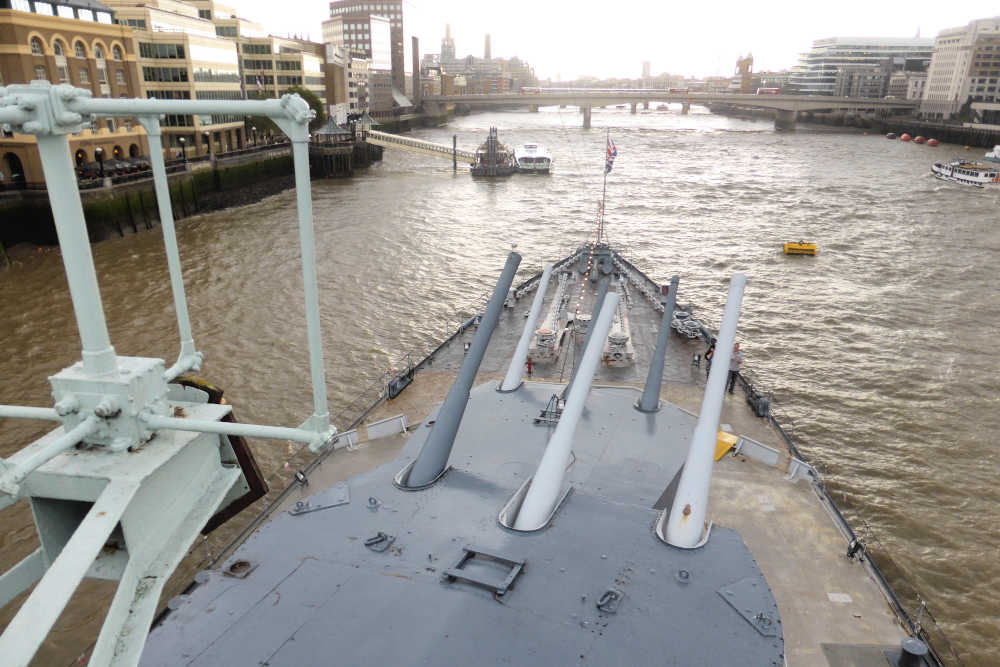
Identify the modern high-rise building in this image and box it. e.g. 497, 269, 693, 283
103, 0, 245, 156
789, 37, 933, 96
0, 0, 148, 183
328, 0, 402, 90
920, 16, 1000, 120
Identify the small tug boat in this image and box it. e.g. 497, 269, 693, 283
514, 143, 553, 174
931, 160, 1000, 187
471, 127, 517, 177
784, 242, 817, 256
985, 145, 1000, 163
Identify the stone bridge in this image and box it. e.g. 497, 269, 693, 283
423, 91, 918, 129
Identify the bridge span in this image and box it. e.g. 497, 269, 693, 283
364, 130, 475, 163
422, 91, 918, 129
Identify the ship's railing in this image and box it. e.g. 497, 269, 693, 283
726, 358, 960, 665
605, 245, 959, 664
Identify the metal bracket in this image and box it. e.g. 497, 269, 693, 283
717, 576, 780, 637
288, 483, 350, 516
441, 545, 526, 598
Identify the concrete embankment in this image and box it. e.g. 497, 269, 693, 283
0, 141, 383, 252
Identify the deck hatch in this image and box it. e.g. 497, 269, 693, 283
441, 545, 525, 598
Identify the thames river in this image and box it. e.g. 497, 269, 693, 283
1, 106, 997, 664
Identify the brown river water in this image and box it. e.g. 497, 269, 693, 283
1, 107, 997, 664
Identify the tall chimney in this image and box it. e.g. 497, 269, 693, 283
484, 33, 491, 61
412, 36, 421, 106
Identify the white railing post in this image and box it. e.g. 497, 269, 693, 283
35, 132, 118, 376
138, 116, 201, 381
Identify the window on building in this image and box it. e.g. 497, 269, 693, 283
198, 9, 211, 18
30, 38, 43, 55
11, 0, 30, 11
34, 2, 53, 16
34, 65, 47, 80
79, 68, 89, 84
115, 70, 125, 85
97, 11, 112, 24
139, 43, 186, 59
142, 67, 189, 83
57, 66, 68, 82
112, 45, 123, 61
98, 67, 107, 83
94, 45, 104, 60
53, 40, 65, 56
78, 8, 94, 21
75, 42, 86, 58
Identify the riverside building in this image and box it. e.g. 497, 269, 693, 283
328, 0, 402, 91
0, 0, 149, 184
920, 16, 1000, 122
103, 0, 244, 156
789, 37, 933, 96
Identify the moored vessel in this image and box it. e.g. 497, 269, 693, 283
931, 160, 1000, 187
514, 142, 553, 174
470, 126, 517, 177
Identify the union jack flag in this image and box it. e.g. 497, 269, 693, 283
605, 137, 617, 173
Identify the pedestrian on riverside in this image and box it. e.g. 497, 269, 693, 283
526, 357, 533, 377
727, 342, 743, 394
704, 340, 715, 377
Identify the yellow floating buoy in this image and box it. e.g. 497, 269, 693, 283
784, 242, 817, 256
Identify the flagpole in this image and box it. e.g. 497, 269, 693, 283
599, 127, 609, 243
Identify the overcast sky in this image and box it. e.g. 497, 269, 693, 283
233, 1, 990, 79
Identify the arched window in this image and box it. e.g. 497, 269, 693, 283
94, 45, 104, 60
74, 41, 86, 58
53, 40, 65, 56
112, 45, 123, 61
30, 37, 43, 55
129, 144, 140, 158
74, 149, 87, 166
115, 70, 125, 85
33, 65, 47, 81
112, 145, 123, 158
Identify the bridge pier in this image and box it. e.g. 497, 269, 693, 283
582, 106, 592, 129
630, 103, 637, 114
774, 109, 797, 131
681, 103, 690, 115
529, 104, 539, 113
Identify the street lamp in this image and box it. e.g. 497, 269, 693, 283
203, 131, 211, 156
95, 146, 104, 178
178, 136, 186, 162
252, 125, 257, 147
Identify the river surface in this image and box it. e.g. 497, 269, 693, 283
1, 106, 997, 665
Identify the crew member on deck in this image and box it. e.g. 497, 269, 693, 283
727, 342, 743, 394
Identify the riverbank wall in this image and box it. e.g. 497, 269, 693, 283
0, 140, 384, 253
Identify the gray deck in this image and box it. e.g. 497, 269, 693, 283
142, 253, 910, 666
144, 384, 783, 666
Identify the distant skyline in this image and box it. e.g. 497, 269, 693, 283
233, 1, 990, 79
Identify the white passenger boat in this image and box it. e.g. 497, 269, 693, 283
514, 142, 553, 174
984, 145, 1000, 163
930, 160, 1000, 187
